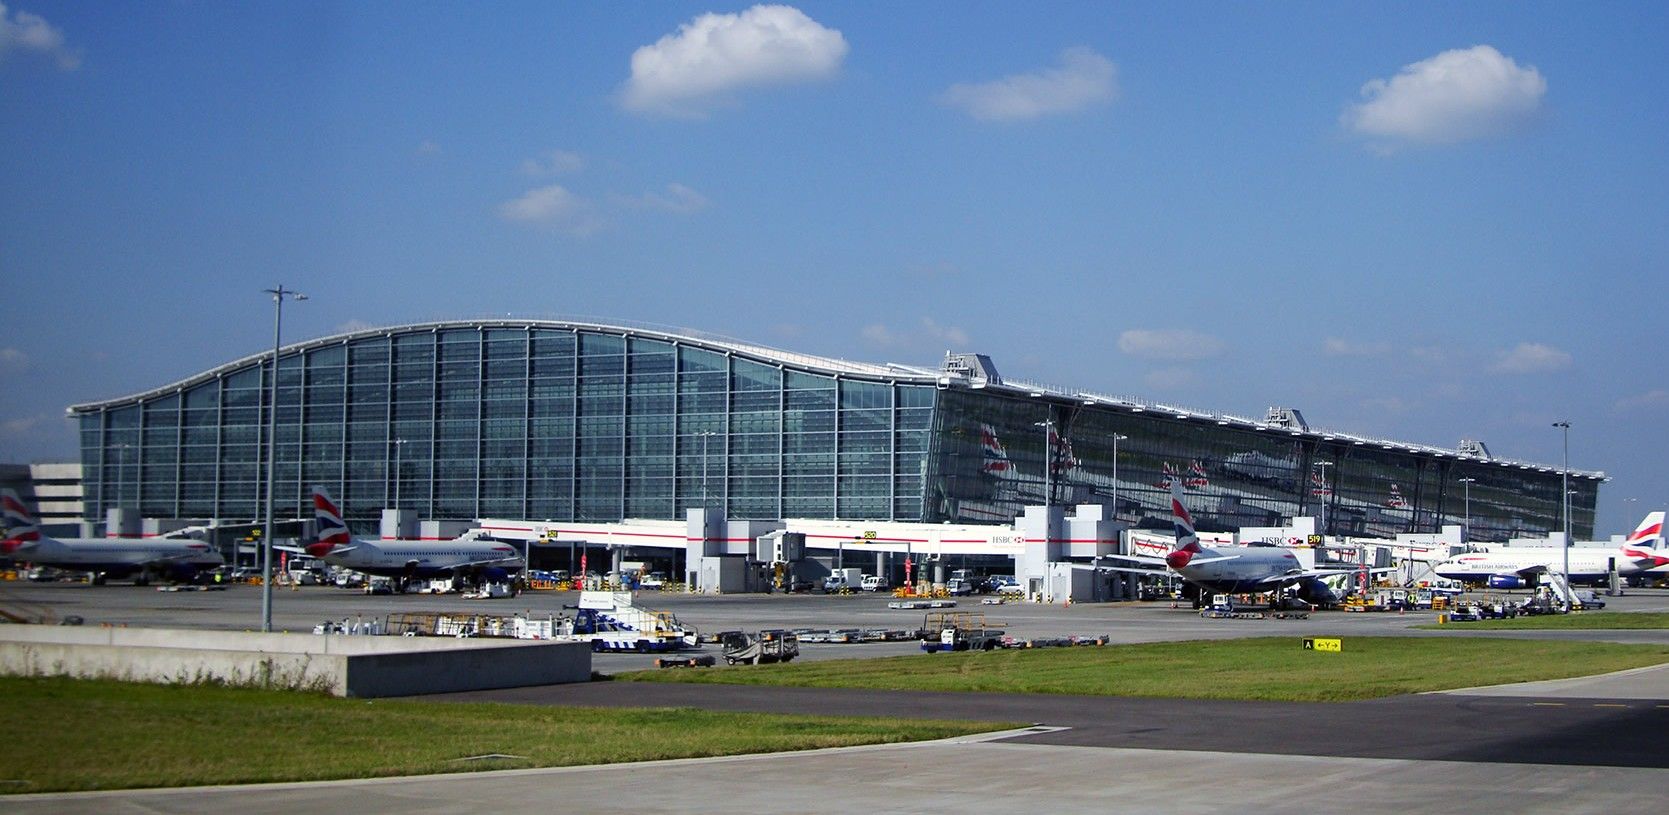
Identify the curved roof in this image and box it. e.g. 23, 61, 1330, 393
66, 318, 938, 414
66, 318, 1605, 481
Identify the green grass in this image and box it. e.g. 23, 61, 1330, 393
1, 677, 1005, 794
620, 637, 1669, 701
1415, 611, 1669, 630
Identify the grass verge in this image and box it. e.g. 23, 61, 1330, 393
2, 677, 1005, 794
1414, 611, 1669, 630
620, 637, 1669, 701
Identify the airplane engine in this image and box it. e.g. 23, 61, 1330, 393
1486, 574, 1526, 589
1293, 576, 1342, 606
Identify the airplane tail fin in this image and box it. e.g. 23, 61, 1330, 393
1626, 511, 1665, 548
1, 489, 41, 554
979, 424, 1012, 475
306, 486, 352, 558
1164, 481, 1202, 569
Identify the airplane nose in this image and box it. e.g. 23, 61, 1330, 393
1165, 550, 1193, 569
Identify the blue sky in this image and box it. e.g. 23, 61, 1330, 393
2, 2, 1666, 535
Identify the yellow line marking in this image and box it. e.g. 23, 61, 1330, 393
1593, 703, 1629, 708
1531, 702, 1565, 706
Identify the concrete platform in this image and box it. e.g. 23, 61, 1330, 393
0, 626, 590, 697
10, 734, 1668, 815
1437, 661, 1669, 699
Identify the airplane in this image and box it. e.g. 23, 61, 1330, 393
1112, 481, 1383, 607
0, 489, 222, 585
287, 486, 525, 591
1432, 511, 1667, 588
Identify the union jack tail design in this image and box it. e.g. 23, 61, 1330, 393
1185, 459, 1210, 488
1164, 480, 1203, 569
1155, 461, 1177, 488
979, 424, 1011, 475
1386, 484, 1409, 509
1626, 511, 1665, 547
307, 486, 352, 557
1310, 471, 1332, 497
1048, 426, 1079, 475
1, 489, 41, 554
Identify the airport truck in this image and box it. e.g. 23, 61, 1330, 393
721, 629, 799, 665
919, 611, 1005, 653
824, 568, 864, 592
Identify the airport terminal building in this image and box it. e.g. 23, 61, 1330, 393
67, 320, 1601, 543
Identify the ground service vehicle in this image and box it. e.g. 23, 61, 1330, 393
721, 630, 799, 665
920, 611, 1005, 653
861, 574, 888, 591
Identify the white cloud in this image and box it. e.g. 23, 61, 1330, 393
497, 184, 603, 234
621, 4, 847, 118
0, 346, 28, 373
1492, 342, 1571, 374
1117, 329, 1224, 361
519, 149, 585, 177
1616, 388, 1669, 413
336, 319, 376, 334
1342, 45, 1545, 145
1322, 337, 1390, 357
857, 318, 970, 351
0, 2, 80, 69
859, 324, 897, 346
939, 47, 1117, 121
616, 182, 711, 214
1, 415, 43, 435
414, 140, 442, 156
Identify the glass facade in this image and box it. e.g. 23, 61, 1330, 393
928, 389, 1598, 542
72, 321, 1599, 541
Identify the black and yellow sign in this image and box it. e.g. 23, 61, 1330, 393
1307, 534, 1324, 546
1303, 637, 1342, 652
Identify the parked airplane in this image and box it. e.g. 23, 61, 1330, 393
0, 489, 222, 585
286, 487, 524, 589
1432, 512, 1667, 588
1114, 481, 1378, 607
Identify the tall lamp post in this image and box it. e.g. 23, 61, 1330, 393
1034, 419, 1054, 513
1110, 433, 1128, 520
1457, 477, 1476, 543
392, 438, 406, 510
1553, 421, 1571, 605
261, 285, 307, 633
698, 430, 716, 508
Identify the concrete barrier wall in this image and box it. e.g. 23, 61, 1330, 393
0, 627, 591, 697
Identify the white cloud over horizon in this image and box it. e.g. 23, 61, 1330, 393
1117, 329, 1225, 361
1322, 337, 1392, 357
520, 149, 585, 177
615, 182, 711, 214
0, 2, 79, 70
939, 46, 1117, 121
1492, 342, 1572, 374
1616, 388, 1669, 413
1343, 45, 1545, 146
497, 184, 604, 234
858, 318, 971, 352
621, 4, 848, 118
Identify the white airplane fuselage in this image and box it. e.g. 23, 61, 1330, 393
312, 539, 522, 579
20, 535, 221, 579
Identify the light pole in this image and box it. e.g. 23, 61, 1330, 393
1110, 434, 1128, 520
698, 430, 716, 508
1034, 419, 1053, 512
1553, 421, 1571, 606
1458, 477, 1476, 543
1314, 460, 1333, 538
113, 442, 131, 523
392, 438, 406, 510
261, 285, 307, 633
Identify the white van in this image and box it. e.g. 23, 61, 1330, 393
861, 574, 888, 592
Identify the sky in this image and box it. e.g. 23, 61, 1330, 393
2, 2, 1666, 536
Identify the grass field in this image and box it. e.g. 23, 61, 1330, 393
1, 677, 1005, 794
1417, 612, 1669, 630
620, 636, 1669, 701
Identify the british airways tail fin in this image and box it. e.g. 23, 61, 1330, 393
1626, 511, 1665, 548
1, 489, 41, 554
307, 486, 352, 557
979, 424, 1013, 475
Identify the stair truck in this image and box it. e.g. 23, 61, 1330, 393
567, 590, 700, 653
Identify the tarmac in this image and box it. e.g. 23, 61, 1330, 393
9, 583, 1669, 812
